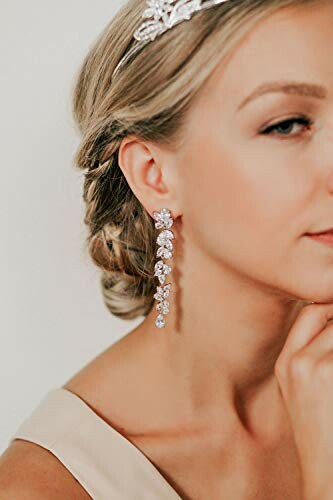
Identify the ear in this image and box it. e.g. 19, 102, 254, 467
117, 135, 181, 219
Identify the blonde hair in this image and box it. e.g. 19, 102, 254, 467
72, 0, 323, 321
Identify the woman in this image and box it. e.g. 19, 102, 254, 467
1, 0, 333, 498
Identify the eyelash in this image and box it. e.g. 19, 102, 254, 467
260, 114, 314, 139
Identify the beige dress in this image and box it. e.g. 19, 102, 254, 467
9, 387, 182, 500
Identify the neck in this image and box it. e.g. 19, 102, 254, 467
141, 228, 307, 440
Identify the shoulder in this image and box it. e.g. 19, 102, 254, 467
0, 438, 90, 499
0, 328, 150, 499
62, 324, 161, 434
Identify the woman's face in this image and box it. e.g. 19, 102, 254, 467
174, 1, 333, 302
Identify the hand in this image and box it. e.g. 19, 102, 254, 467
274, 302, 333, 500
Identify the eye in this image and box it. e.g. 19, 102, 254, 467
260, 115, 314, 139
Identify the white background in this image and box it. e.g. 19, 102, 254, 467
0, 0, 143, 453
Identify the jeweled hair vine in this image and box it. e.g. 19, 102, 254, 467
112, 0, 233, 79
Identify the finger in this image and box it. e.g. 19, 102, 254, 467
316, 350, 333, 375
277, 303, 333, 365
296, 323, 333, 363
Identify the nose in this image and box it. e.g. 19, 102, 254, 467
313, 119, 333, 193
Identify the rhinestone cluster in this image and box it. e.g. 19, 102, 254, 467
153, 208, 174, 329
112, 0, 231, 79
134, 0, 231, 43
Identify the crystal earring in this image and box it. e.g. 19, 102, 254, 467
153, 208, 174, 329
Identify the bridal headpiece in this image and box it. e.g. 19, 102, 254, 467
112, 0, 232, 79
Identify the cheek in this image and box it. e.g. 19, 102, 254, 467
180, 141, 309, 277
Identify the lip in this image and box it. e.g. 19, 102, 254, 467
306, 232, 333, 247
306, 227, 333, 236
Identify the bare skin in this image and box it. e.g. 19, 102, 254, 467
2, 2, 333, 498
62, 321, 304, 499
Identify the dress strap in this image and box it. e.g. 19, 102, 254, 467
9, 387, 181, 500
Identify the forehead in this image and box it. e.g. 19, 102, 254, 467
196, 2, 333, 110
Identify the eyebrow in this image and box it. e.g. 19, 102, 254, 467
237, 80, 327, 111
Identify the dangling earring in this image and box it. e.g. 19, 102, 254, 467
153, 208, 174, 329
